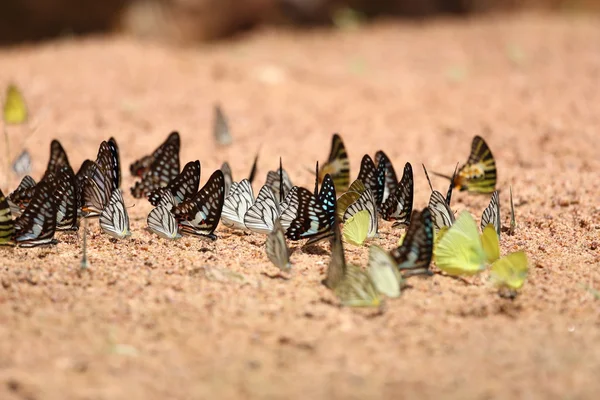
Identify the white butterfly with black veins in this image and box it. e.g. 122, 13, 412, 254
12, 150, 31, 177
100, 189, 131, 239
13, 181, 58, 247
481, 190, 501, 238
422, 164, 454, 231
52, 165, 79, 230
380, 162, 414, 228
265, 220, 291, 271
147, 206, 181, 240
343, 186, 378, 238
265, 159, 294, 203
244, 185, 281, 234
221, 179, 254, 231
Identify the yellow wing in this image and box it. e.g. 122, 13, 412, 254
434, 211, 487, 276
334, 264, 382, 307
3, 84, 28, 124
454, 136, 496, 193
481, 224, 500, 264
342, 210, 370, 246
490, 251, 528, 290
368, 245, 401, 298
0, 189, 15, 244
318, 133, 350, 192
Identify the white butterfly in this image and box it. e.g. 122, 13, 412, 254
221, 179, 254, 230
147, 205, 181, 240
100, 189, 131, 239
244, 185, 281, 234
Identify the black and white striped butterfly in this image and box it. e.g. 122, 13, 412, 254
357, 154, 385, 208
481, 190, 501, 238
380, 162, 414, 227
130, 131, 179, 177
244, 185, 281, 234
265, 219, 291, 271
82, 161, 112, 217
174, 170, 225, 240
131, 131, 180, 198
148, 160, 200, 206
42, 140, 72, 182
7, 175, 36, 216
422, 164, 455, 231
343, 186, 378, 238
147, 206, 181, 240
12, 150, 31, 177
0, 188, 14, 245
52, 165, 79, 230
13, 181, 57, 247
285, 174, 337, 245
95, 139, 121, 193
214, 104, 232, 146
100, 189, 131, 239
279, 186, 301, 232
390, 208, 434, 277
374, 150, 398, 205
221, 179, 255, 230
265, 160, 294, 203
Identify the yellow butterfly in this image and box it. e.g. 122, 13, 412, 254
434, 211, 487, 276
490, 251, 528, 291
3, 84, 28, 124
434, 136, 497, 193
336, 179, 365, 220
481, 224, 500, 264
319, 133, 350, 193
368, 245, 402, 298
342, 209, 370, 246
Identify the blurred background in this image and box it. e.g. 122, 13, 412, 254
1, 0, 599, 45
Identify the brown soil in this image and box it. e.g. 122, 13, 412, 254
1, 12, 599, 400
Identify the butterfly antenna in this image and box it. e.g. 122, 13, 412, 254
248, 151, 259, 184
279, 157, 284, 204
314, 161, 319, 197
445, 162, 459, 206
509, 185, 516, 236
421, 164, 434, 192
81, 218, 88, 269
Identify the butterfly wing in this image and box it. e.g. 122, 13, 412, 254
318, 133, 350, 192
481, 224, 500, 264
428, 190, 455, 231
342, 210, 370, 246
7, 175, 37, 216
265, 168, 294, 203
390, 208, 434, 276
174, 170, 225, 239
455, 136, 497, 193
13, 181, 57, 247
375, 150, 398, 204
95, 140, 120, 193
381, 162, 414, 227
0, 188, 15, 244
130, 131, 180, 177
221, 179, 255, 230
147, 206, 181, 240
244, 185, 281, 234
53, 165, 79, 230
434, 211, 487, 276
131, 132, 181, 198
265, 220, 291, 271
12, 150, 31, 177
368, 245, 402, 298
481, 190, 501, 238
99, 189, 131, 239
334, 264, 382, 307
3, 84, 27, 124
342, 187, 378, 238
324, 221, 346, 289
220, 162, 233, 196
82, 161, 112, 217
149, 160, 200, 206
490, 251, 528, 290
214, 104, 232, 146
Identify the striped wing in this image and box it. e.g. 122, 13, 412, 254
14, 181, 57, 247
481, 190, 501, 238
342, 186, 378, 238
0, 188, 14, 244
130, 131, 180, 177
244, 185, 281, 235
8, 175, 36, 216
381, 162, 414, 227
99, 189, 131, 239
455, 136, 497, 193
147, 206, 181, 240
428, 190, 455, 231
265, 220, 291, 271
391, 208, 434, 276
82, 161, 112, 217
149, 160, 200, 206
357, 154, 385, 207
53, 165, 79, 230
374, 150, 398, 204
221, 179, 254, 230
220, 162, 233, 196
318, 133, 350, 192
265, 167, 294, 204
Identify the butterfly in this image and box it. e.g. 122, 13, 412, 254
342, 209, 371, 246
490, 251, 528, 292
279, 186, 302, 231
357, 154, 385, 207
434, 211, 488, 276
42, 139, 72, 182
481, 223, 500, 264
324, 221, 346, 289
434, 136, 497, 193
481, 190, 501, 239
342, 186, 378, 239
318, 133, 350, 193
336, 179, 365, 220
3, 84, 27, 124
221, 179, 255, 230
100, 189, 131, 239
380, 162, 414, 227
7, 175, 37, 216
391, 208, 434, 277
244, 185, 281, 234
81, 161, 113, 217
334, 263, 382, 307
374, 150, 398, 204
265, 219, 291, 271
174, 170, 225, 240
148, 160, 200, 206
286, 174, 337, 245
0, 188, 15, 245
12, 150, 31, 177
220, 162, 233, 196
368, 245, 402, 298
147, 205, 181, 240
130, 131, 180, 177
423, 164, 455, 231
130, 132, 180, 198
508, 186, 516, 236
265, 160, 294, 203
13, 181, 57, 247
52, 165, 79, 230
95, 139, 121, 193
214, 104, 232, 146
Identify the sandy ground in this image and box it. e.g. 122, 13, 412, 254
0, 12, 599, 400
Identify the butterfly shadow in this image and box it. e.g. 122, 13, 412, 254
299, 243, 329, 256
